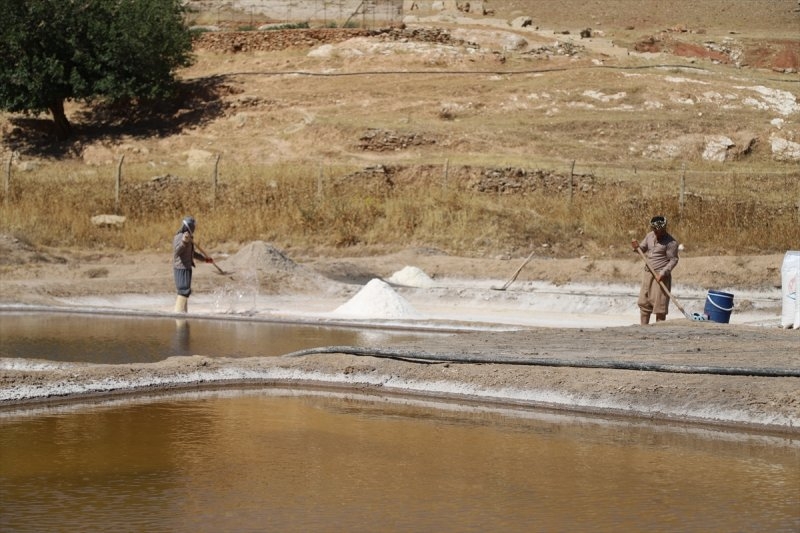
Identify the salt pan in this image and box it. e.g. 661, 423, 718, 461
332, 278, 420, 319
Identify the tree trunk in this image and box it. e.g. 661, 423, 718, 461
49, 99, 72, 140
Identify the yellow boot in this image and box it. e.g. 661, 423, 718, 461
174, 295, 188, 313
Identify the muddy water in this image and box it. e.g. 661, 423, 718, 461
0, 312, 447, 363
1, 313, 799, 531
1, 390, 798, 532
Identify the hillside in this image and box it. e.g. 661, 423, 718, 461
4, 0, 798, 165
0, 0, 798, 258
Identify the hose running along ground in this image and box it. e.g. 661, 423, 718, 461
283, 346, 800, 378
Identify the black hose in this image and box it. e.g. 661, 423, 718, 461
284, 346, 800, 378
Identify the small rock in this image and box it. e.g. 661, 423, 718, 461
91, 215, 126, 229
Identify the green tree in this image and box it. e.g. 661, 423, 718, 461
0, 0, 194, 140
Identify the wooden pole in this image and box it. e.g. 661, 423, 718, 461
443, 158, 449, 190
732, 171, 739, 229
796, 171, 800, 222
212, 154, 220, 208
4, 154, 11, 206
679, 162, 686, 218
569, 160, 575, 204
115, 155, 124, 213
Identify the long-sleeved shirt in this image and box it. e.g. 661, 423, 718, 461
638, 231, 679, 277
173, 232, 205, 270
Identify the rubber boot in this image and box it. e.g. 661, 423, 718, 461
640, 311, 651, 325
174, 295, 188, 313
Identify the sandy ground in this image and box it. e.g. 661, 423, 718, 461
1, 236, 798, 433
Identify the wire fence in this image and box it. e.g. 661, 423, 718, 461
4, 154, 798, 218
3, 154, 799, 253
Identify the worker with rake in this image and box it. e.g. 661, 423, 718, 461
631, 215, 680, 325
172, 215, 213, 313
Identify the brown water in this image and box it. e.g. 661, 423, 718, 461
0, 312, 448, 363
1, 390, 798, 532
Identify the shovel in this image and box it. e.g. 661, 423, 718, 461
492, 250, 535, 291
194, 242, 233, 277
636, 247, 705, 321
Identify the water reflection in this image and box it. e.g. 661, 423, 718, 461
0, 312, 446, 363
173, 319, 191, 355
1, 390, 798, 532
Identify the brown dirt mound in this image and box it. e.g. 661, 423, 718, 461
634, 33, 799, 71
771, 41, 800, 71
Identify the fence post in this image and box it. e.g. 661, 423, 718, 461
115, 155, 124, 213
4, 154, 11, 206
212, 154, 220, 208
569, 160, 575, 204
679, 162, 686, 218
443, 158, 449, 190
317, 163, 324, 199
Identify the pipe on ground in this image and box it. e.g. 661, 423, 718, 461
283, 346, 800, 378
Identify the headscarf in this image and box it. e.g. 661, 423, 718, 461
178, 215, 196, 234
650, 216, 667, 230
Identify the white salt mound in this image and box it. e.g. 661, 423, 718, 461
332, 278, 421, 319
387, 265, 436, 288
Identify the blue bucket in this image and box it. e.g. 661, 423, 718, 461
704, 290, 735, 323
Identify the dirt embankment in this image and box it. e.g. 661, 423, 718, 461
634, 30, 799, 72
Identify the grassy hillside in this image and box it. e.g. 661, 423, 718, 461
1, 0, 798, 258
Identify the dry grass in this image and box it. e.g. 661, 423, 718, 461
2, 159, 797, 257
2, 0, 799, 258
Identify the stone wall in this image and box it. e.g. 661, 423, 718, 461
193, 28, 375, 53
192, 26, 463, 53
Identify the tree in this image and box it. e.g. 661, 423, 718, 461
0, 0, 194, 140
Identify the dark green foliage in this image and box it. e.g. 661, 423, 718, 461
0, 0, 194, 140
264, 22, 311, 30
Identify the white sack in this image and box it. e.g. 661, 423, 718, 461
780, 251, 800, 329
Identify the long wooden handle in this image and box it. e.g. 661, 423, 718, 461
636, 247, 688, 316
504, 250, 535, 286
194, 242, 226, 275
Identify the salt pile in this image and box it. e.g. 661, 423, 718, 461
387, 265, 436, 288
332, 278, 421, 319
227, 241, 298, 273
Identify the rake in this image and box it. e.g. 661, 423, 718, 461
636, 247, 705, 321
195, 242, 234, 277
